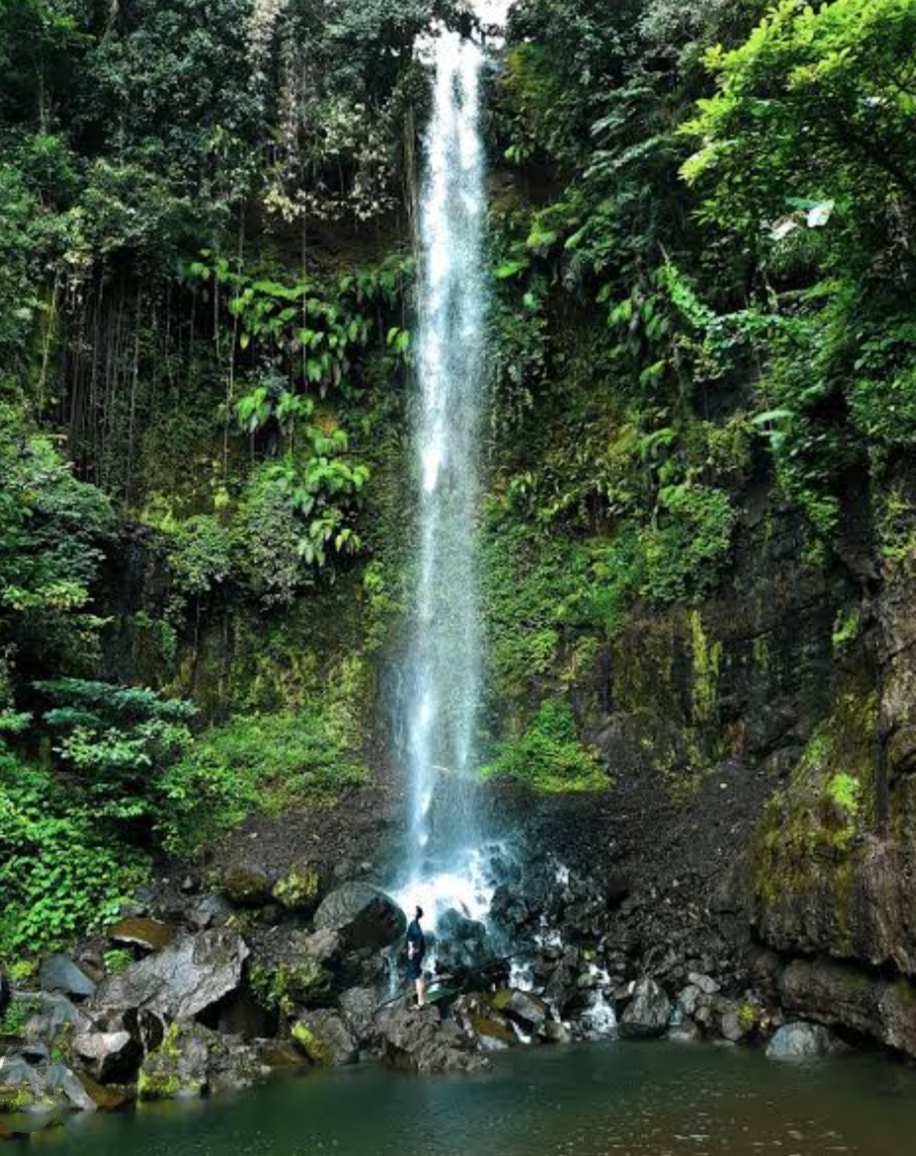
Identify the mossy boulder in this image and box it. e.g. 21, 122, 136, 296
291, 1010, 358, 1066
272, 862, 322, 914
138, 1022, 267, 1101
221, 861, 274, 907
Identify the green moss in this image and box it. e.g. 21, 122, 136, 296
291, 1020, 333, 1065
250, 958, 332, 1015
272, 867, 321, 912
689, 609, 721, 725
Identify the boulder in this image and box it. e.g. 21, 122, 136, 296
188, 894, 233, 931
72, 1029, 139, 1084
766, 1022, 841, 1060
291, 1010, 358, 1067
221, 861, 273, 907
687, 972, 721, 995
543, 951, 580, 1016
272, 862, 322, 914
107, 917, 176, 953
374, 1003, 488, 1073
339, 986, 380, 1045
39, 955, 96, 1001
436, 909, 490, 972
492, 989, 550, 1033
138, 1022, 268, 1100
454, 995, 516, 1052
775, 956, 916, 1056
24, 992, 93, 1045
313, 884, 406, 951
620, 978, 672, 1039
298, 928, 343, 966
669, 1020, 701, 1043
93, 929, 249, 1022
540, 1020, 572, 1045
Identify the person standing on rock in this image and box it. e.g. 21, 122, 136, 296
406, 906, 427, 1008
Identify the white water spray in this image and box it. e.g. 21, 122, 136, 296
396, 7, 503, 924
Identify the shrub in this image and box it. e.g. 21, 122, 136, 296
481, 699, 606, 793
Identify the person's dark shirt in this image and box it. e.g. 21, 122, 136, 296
407, 918, 425, 961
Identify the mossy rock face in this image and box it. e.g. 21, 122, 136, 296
290, 1010, 357, 1067
272, 863, 322, 914
138, 1022, 266, 1101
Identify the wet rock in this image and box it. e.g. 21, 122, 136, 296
255, 1040, 307, 1068
339, 986, 380, 1045
669, 1020, 701, 1043
718, 1002, 750, 1044
676, 984, 702, 1018
298, 928, 343, 966
138, 1022, 267, 1100
489, 886, 531, 935
221, 861, 274, 907
72, 1029, 139, 1084
93, 929, 249, 1022
313, 883, 406, 951
39, 955, 96, 1000
454, 995, 517, 1052
436, 910, 490, 973
778, 957, 915, 1055
188, 893, 233, 931
766, 1022, 840, 1060
291, 1009, 358, 1066
540, 1020, 572, 1045
272, 862, 322, 914
375, 1003, 488, 1073
620, 978, 672, 1039
107, 917, 176, 953
543, 951, 580, 1016
492, 989, 550, 1033
0, 1053, 60, 1116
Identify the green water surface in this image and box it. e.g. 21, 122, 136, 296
34, 1041, 916, 1155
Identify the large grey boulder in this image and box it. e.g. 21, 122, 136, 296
766, 1022, 840, 1060
620, 978, 672, 1039
291, 1010, 359, 1066
39, 955, 96, 1000
313, 884, 406, 951
93, 929, 249, 1022
374, 1003, 488, 1073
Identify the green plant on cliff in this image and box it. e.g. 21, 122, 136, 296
159, 708, 367, 854
481, 699, 606, 793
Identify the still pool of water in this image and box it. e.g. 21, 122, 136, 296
31, 1041, 916, 1156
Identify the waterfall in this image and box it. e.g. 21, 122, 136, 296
395, 6, 504, 925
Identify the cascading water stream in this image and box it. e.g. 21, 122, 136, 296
394, 4, 508, 928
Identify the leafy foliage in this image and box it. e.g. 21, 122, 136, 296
481, 699, 606, 793
159, 709, 368, 854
